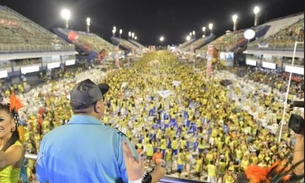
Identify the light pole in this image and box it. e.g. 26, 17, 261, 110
253, 6, 260, 27
134, 36, 137, 40
119, 29, 122, 38
192, 30, 195, 39
86, 17, 90, 33
131, 32, 135, 39
159, 36, 164, 47
232, 14, 238, 31
208, 23, 213, 35
61, 9, 71, 29
202, 26, 206, 37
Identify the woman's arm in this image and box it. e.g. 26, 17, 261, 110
0, 145, 23, 169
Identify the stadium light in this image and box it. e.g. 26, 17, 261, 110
131, 32, 135, 39
112, 29, 116, 37
159, 36, 164, 46
134, 36, 137, 40
61, 9, 71, 29
192, 30, 195, 38
86, 17, 91, 33
113, 26, 116, 31
253, 6, 260, 26
232, 14, 238, 31
208, 23, 213, 35
189, 32, 192, 37
119, 29, 122, 38
186, 35, 191, 41
202, 26, 206, 37
128, 31, 131, 39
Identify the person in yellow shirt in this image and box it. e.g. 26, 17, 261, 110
165, 147, 173, 174
177, 149, 185, 178
171, 136, 178, 156
145, 140, 154, 167
207, 160, 217, 183
217, 158, 226, 183
195, 154, 204, 180
223, 170, 234, 183
160, 136, 166, 159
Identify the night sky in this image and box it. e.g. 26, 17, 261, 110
1, 0, 304, 46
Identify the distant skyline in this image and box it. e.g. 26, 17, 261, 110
1, 0, 304, 45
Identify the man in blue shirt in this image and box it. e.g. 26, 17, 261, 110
36, 79, 165, 183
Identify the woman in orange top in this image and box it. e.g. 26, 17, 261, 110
153, 148, 163, 165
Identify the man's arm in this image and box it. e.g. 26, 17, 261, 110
291, 134, 304, 175
35, 139, 49, 183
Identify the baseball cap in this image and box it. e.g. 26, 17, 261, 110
70, 79, 109, 111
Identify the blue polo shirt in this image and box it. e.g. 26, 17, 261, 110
36, 115, 138, 183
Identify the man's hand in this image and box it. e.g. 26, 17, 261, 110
122, 141, 144, 181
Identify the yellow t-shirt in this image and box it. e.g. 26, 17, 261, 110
160, 139, 166, 150
177, 153, 185, 165
195, 158, 203, 172
171, 140, 178, 150
207, 164, 216, 177
146, 144, 154, 156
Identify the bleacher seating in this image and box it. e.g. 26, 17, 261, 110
248, 18, 304, 49
111, 37, 139, 51
0, 6, 74, 52
198, 30, 247, 53
54, 28, 116, 53
178, 38, 195, 49
128, 39, 147, 50
182, 35, 215, 51
198, 25, 269, 53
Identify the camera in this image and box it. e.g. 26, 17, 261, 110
288, 101, 304, 134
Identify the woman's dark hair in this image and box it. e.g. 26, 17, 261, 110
0, 104, 20, 151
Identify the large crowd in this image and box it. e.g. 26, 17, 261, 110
0, 51, 303, 183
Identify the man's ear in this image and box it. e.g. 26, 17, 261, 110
93, 103, 99, 113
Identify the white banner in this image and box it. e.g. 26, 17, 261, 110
172, 81, 181, 87
157, 90, 172, 98
21, 66, 39, 74
0, 70, 8, 78
65, 59, 75, 66
262, 62, 276, 69
285, 65, 304, 75
246, 59, 257, 66
47, 62, 60, 69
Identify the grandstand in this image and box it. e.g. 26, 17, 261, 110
0, 6, 74, 53
54, 28, 117, 54
0, 5, 76, 80
246, 13, 304, 53
244, 13, 304, 72
181, 35, 216, 52
128, 39, 147, 50
110, 36, 140, 52
178, 38, 196, 49
198, 24, 270, 54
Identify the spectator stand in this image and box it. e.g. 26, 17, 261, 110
0, 6, 77, 87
